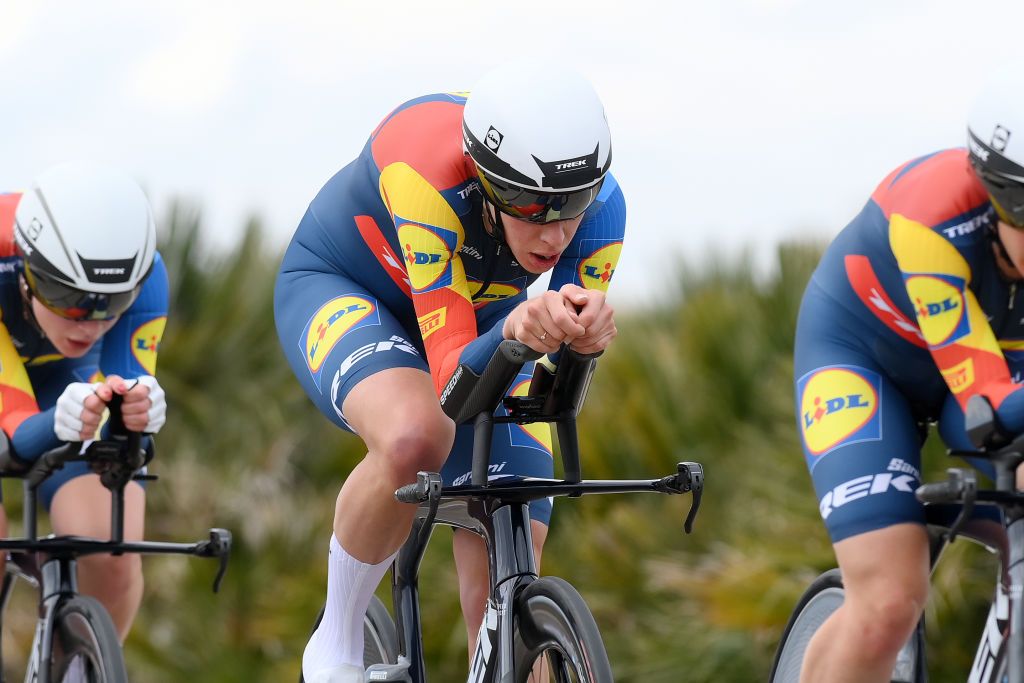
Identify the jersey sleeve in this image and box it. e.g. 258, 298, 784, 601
99, 253, 169, 378
378, 163, 478, 395
888, 214, 1024, 430
0, 317, 65, 457
548, 175, 626, 294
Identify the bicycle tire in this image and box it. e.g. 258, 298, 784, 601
512, 576, 613, 683
298, 595, 399, 683
48, 595, 127, 683
770, 569, 924, 683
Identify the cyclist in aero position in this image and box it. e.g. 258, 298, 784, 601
793, 73, 1024, 682
0, 162, 168, 644
274, 65, 624, 683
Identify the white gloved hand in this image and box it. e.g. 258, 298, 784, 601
54, 382, 102, 442
135, 375, 167, 433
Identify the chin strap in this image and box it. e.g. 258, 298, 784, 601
482, 199, 508, 246
18, 273, 44, 336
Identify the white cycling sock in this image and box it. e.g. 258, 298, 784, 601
302, 534, 396, 679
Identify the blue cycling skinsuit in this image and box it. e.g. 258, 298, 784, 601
794, 148, 1024, 542
274, 92, 627, 524
0, 193, 168, 509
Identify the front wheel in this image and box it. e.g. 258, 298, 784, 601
48, 595, 128, 683
513, 576, 613, 683
769, 569, 924, 683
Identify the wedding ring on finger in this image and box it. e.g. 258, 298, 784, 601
539, 332, 548, 341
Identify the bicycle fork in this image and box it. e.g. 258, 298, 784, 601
24, 557, 77, 683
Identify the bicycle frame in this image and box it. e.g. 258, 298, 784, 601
914, 394, 1024, 682
391, 341, 703, 682
0, 421, 231, 682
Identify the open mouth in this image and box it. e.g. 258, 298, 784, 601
531, 253, 559, 267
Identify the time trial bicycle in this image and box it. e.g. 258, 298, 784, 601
770, 394, 1024, 682
0, 396, 231, 683
301, 340, 704, 682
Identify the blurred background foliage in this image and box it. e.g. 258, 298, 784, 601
0, 203, 1003, 681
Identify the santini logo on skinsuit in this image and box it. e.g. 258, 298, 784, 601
303, 296, 378, 373
904, 273, 970, 347
799, 367, 881, 457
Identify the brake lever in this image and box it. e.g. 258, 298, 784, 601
946, 469, 977, 543
680, 462, 704, 534
197, 528, 233, 593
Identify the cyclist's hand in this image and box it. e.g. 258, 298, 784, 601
503, 290, 586, 353
54, 382, 107, 442
560, 284, 616, 355
110, 375, 167, 434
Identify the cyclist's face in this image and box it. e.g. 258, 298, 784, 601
497, 212, 585, 274
31, 298, 117, 358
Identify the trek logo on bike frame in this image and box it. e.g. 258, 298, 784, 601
968, 582, 1009, 683
819, 472, 917, 520
468, 601, 499, 682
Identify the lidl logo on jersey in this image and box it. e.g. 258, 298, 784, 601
397, 221, 457, 294
578, 242, 622, 292
904, 273, 970, 347
301, 296, 380, 383
798, 366, 881, 458
469, 277, 525, 305
131, 316, 166, 376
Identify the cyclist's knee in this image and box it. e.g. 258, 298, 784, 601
80, 553, 142, 597
373, 414, 455, 479
842, 579, 926, 658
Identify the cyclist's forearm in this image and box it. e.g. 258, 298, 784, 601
9, 407, 61, 461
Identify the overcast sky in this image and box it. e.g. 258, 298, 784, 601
3, 0, 1023, 304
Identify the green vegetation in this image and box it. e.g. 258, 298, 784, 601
0, 205, 1002, 680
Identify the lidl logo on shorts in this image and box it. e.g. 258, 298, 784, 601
131, 316, 166, 375
469, 277, 525, 305
904, 273, 969, 347
507, 378, 553, 453
302, 296, 380, 378
418, 307, 447, 340
397, 222, 457, 293
578, 242, 622, 292
798, 366, 881, 458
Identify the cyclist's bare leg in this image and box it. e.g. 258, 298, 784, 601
454, 520, 548, 654
800, 523, 929, 683
337, 367, 454, 560
49, 475, 145, 641
304, 367, 455, 679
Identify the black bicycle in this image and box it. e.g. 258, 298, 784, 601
320, 340, 703, 682
770, 394, 1024, 682
0, 396, 231, 683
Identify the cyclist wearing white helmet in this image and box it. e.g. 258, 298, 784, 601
791, 74, 1024, 682
0, 161, 168, 644
275, 65, 625, 682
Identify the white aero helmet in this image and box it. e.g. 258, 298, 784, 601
14, 162, 156, 320
463, 66, 611, 224
968, 72, 1024, 228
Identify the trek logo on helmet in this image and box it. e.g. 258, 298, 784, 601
535, 146, 602, 189
81, 256, 136, 284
